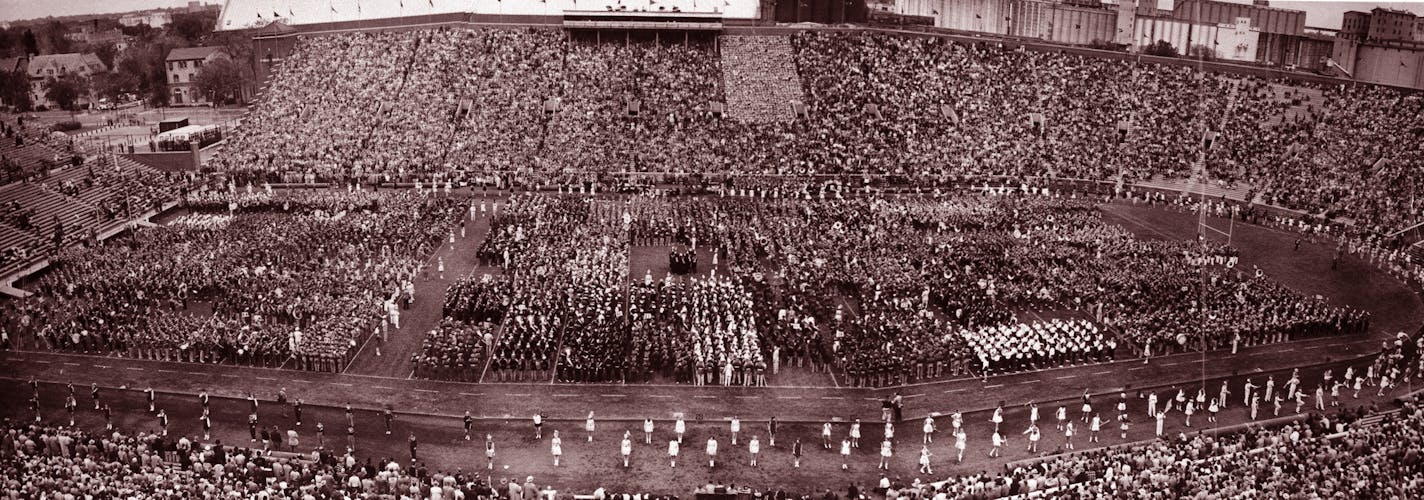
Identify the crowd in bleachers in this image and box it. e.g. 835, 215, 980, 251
206, 28, 1424, 239
909, 403, 1422, 499
0, 421, 524, 499
0, 117, 78, 185
7, 189, 461, 372
1, 115, 181, 274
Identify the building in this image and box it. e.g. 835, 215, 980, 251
64, 28, 130, 51
26, 53, 107, 109
0, 57, 26, 74
120, 11, 174, 28
1340, 8, 1422, 43
1168, 0, 1304, 67
1341, 11, 1371, 41
1368, 8, 1417, 42
1331, 38, 1424, 89
1328, 6, 1424, 88
909, 0, 1326, 70
166, 46, 229, 106
1296, 31, 1334, 71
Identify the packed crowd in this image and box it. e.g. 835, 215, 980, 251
7, 188, 462, 372
922, 402, 1423, 499
420, 191, 1366, 386
0, 421, 526, 499
8, 331, 1418, 498
411, 319, 496, 382
628, 194, 1365, 386
207, 28, 1424, 237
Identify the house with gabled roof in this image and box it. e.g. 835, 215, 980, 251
26, 53, 107, 109
166, 46, 231, 106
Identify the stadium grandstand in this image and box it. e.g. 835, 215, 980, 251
3, 0, 1424, 498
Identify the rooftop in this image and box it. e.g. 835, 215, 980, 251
166, 46, 225, 62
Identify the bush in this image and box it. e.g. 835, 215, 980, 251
1143, 40, 1179, 58
51, 120, 82, 132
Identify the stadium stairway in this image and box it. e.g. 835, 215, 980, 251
719, 36, 804, 123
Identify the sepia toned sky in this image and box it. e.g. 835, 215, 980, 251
1, 0, 203, 23
1, 0, 1422, 29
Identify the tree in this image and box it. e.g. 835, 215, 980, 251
0, 28, 17, 58
45, 73, 89, 111
22, 29, 39, 56
121, 23, 155, 39
112, 41, 171, 107
93, 42, 119, 69
1187, 45, 1216, 61
193, 57, 243, 105
1143, 40, 1178, 58
95, 61, 142, 101
42, 20, 72, 55
168, 13, 214, 44
0, 69, 33, 110
145, 50, 170, 107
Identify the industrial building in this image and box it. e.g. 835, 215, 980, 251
1332, 7, 1424, 89
895, 0, 1342, 71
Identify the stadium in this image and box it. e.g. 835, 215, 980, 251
2, 0, 1424, 497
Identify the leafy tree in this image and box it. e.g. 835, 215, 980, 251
95, 61, 142, 101
93, 42, 119, 69
1187, 45, 1216, 61
0, 28, 16, 58
111, 41, 172, 107
1143, 40, 1178, 58
22, 29, 39, 56
121, 23, 155, 39
146, 50, 171, 107
169, 13, 214, 44
210, 30, 255, 101
44, 73, 89, 111
0, 69, 33, 110
193, 57, 243, 105
42, 20, 72, 54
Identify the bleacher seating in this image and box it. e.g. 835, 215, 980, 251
0, 133, 74, 185
39, 155, 177, 212
0, 223, 39, 275
0, 154, 180, 281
